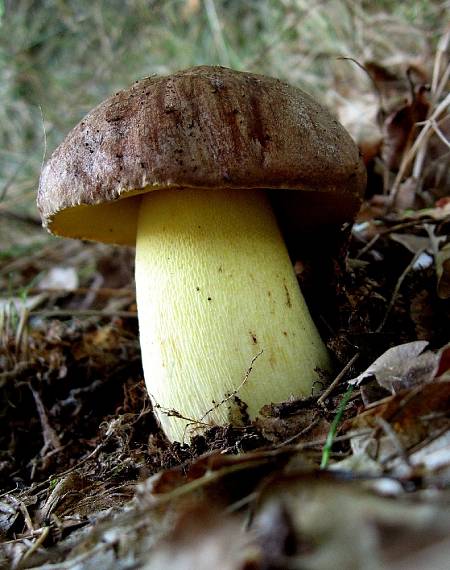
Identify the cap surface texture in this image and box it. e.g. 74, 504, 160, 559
38, 66, 366, 244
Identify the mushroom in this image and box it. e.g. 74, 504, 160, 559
38, 66, 366, 442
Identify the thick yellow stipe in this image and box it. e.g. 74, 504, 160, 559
136, 187, 330, 441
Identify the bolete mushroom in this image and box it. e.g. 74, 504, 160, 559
38, 66, 366, 442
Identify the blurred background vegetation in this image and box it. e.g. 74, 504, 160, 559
0, 0, 447, 249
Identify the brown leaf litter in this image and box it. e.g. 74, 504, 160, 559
1, 27, 450, 570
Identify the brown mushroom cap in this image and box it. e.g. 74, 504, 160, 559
38, 66, 366, 245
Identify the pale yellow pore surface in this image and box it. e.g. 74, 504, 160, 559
136, 187, 330, 442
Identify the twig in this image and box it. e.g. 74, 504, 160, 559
13, 286, 134, 297
1, 526, 49, 545
0, 361, 32, 387
401, 423, 449, 458
376, 416, 410, 466
337, 57, 384, 110
154, 403, 211, 429
225, 491, 259, 514
377, 247, 426, 332
29, 384, 61, 455
430, 118, 450, 149
19, 500, 35, 534
15, 437, 109, 502
391, 92, 450, 200
431, 26, 450, 99
78, 273, 104, 310
317, 352, 360, 406
200, 349, 264, 422
15, 294, 48, 356
5, 494, 35, 536
356, 234, 380, 259
412, 126, 434, 181
19, 526, 50, 564
159, 349, 265, 442
15, 308, 29, 357
274, 418, 321, 448
29, 309, 137, 319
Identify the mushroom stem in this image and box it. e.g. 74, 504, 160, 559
136, 187, 330, 441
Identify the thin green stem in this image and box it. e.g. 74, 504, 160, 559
320, 384, 354, 469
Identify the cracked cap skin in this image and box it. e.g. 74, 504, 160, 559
38, 65, 366, 245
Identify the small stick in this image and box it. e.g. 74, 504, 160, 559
274, 418, 321, 448
376, 416, 410, 466
430, 118, 450, 149
29, 309, 137, 319
318, 352, 360, 406
356, 234, 380, 259
20, 286, 134, 297
377, 248, 425, 332
19, 526, 50, 564
391, 92, 450, 202
29, 385, 61, 455
200, 349, 264, 422
175, 349, 264, 442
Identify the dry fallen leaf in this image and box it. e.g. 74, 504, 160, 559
142, 507, 260, 570
390, 232, 431, 254
349, 380, 450, 471
254, 471, 450, 570
382, 85, 430, 172
349, 341, 431, 390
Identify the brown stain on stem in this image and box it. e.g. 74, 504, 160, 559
283, 282, 292, 308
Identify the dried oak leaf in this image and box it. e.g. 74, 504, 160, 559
349, 341, 433, 393
382, 85, 430, 172
349, 380, 450, 451
139, 449, 290, 500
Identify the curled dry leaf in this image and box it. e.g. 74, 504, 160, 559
349, 341, 430, 390
364, 60, 428, 102
349, 381, 450, 467
351, 341, 450, 414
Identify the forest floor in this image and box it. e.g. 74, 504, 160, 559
0, 6, 449, 570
